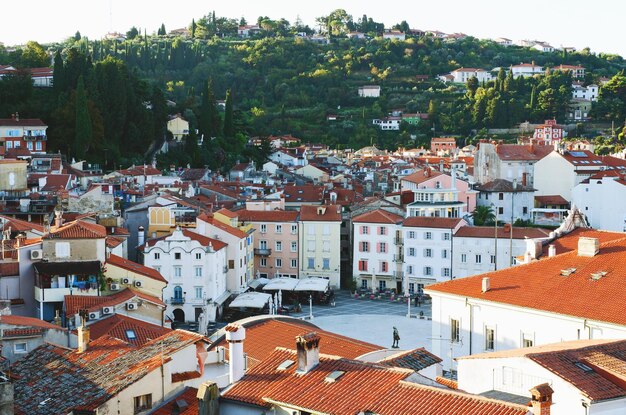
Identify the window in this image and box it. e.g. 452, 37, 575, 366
442, 232, 450, 241
490, 255, 496, 264
379, 242, 387, 253
228, 260, 235, 269
424, 248, 432, 258
260, 258, 267, 267
307, 257, 315, 269
406, 265, 413, 274
260, 224, 267, 233
291, 224, 297, 234
361, 226, 369, 235
195, 252, 202, 260
498, 207, 504, 215
323, 240, 331, 252
424, 266, 432, 276
174, 252, 181, 260
358, 260, 368, 272
379, 226, 387, 235
36, 141, 42, 151
323, 224, 331, 236
195, 287, 203, 299
522, 333, 534, 348
499, 193, 504, 200
307, 240, 315, 252
407, 231, 416, 239
275, 241, 282, 252
441, 249, 448, 259
409, 283, 415, 294
55, 242, 70, 258
14, 342, 27, 353
5, 141, 12, 149
475, 254, 482, 264
194, 266, 202, 277
27, 141, 33, 150
291, 241, 297, 252
174, 266, 182, 277
378, 280, 386, 291
408, 247, 416, 257
380, 261, 388, 272
291, 259, 297, 268
523, 206, 528, 215
154, 252, 162, 261
442, 267, 450, 277
275, 224, 282, 233
451, 319, 460, 342
275, 258, 282, 268
360, 241, 370, 252
424, 232, 432, 240
485, 327, 495, 351
322, 258, 330, 270
260, 240, 268, 250
461, 254, 467, 263
134, 394, 153, 413
361, 279, 368, 289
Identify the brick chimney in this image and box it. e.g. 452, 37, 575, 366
548, 245, 556, 257
77, 309, 90, 353
529, 383, 553, 415
296, 332, 320, 373
225, 323, 246, 384
577, 237, 599, 257
481, 277, 490, 293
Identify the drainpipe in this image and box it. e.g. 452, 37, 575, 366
465, 297, 473, 356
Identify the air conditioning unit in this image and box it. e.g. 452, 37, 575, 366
30, 249, 43, 260
88, 311, 100, 320
134, 280, 143, 288
126, 302, 137, 310
110, 283, 120, 291
121, 278, 130, 285
102, 306, 113, 315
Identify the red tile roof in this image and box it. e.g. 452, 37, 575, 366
106, 254, 167, 283
0, 118, 47, 127
541, 228, 626, 257
0, 214, 45, 233
401, 168, 443, 185
151, 387, 199, 415
0, 314, 65, 331
283, 185, 325, 203
2, 328, 44, 337
87, 314, 171, 346
210, 318, 380, 368
494, 144, 553, 161
353, 209, 404, 224
455, 226, 551, 239
196, 214, 249, 238
64, 288, 165, 315
237, 209, 299, 223
0, 262, 19, 277
117, 165, 161, 176
299, 204, 342, 221
534, 195, 570, 206
403, 217, 465, 229
215, 207, 238, 218
45, 220, 107, 239
426, 237, 626, 326
11, 330, 204, 415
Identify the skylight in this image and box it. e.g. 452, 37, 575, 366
277, 359, 295, 371
574, 362, 593, 372
569, 151, 588, 158
126, 329, 137, 340
560, 268, 576, 276
590, 271, 608, 281
325, 370, 346, 382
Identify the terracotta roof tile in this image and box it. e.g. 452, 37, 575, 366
215, 207, 238, 218
534, 195, 570, 206
455, 226, 551, 239
2, 328, 44, 337
106, 254, 167, 283
87, 314, 171, 346
45, 220, 107, 239
210, 318, 380, 368
0, 215, 45, 233
299, 204, 342, 221
494, 144, 553, 161
197, 214, 248, 238
150, 387, 199, 415
401, 168, 443, 185
541, 228, 626, 257
237, 209, 299, 223
403, 217, 465, 229
476, 179, 535, 192
425, 237, 626, 327
283, 185, 325, 203
377, 347, 442, 371
353, 209, 404, 224
0, 314, 66, 330
64, 288, 165, 315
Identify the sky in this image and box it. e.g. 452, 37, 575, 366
2, 0, 625, 57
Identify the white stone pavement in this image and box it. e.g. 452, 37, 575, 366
311, 314, 433, 352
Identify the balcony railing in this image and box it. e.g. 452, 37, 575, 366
394, 237, 403, 245
393, 254, 404, 263
254, 248, 272, 256
170, 297, 185, 305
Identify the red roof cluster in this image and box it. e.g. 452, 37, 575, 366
353, 209, 404, 224
87, 314, 171, 346
106, 254, 167, 283
45, 220, 107, 239
64, 287, 165, 315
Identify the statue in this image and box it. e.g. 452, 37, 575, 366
392, 326, 400, 348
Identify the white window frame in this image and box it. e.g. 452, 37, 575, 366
451, 318, 461, 343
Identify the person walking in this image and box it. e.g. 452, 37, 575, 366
392, 326, 400, 348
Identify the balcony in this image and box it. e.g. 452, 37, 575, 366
170, 297, 185, 305
393, 254, 404, 263
254, 248, 272, 256
23, 134, 47, 141
394, 237, 403, 245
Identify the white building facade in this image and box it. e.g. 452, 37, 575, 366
572, 174, 626, 232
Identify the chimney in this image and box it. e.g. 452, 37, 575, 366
529, 383, 553, 415
577, 237, 599, 257
197, 381, 220, 415
482, 277, 490, 293
548, 245, 556, 257
77, 310, 90, 353
137, 226, 145, 246
54, 209, 63, 228
225, 323, 246, 384
522, 173, 527, 187
296, 332, 320, 373
439, 159, 444, 172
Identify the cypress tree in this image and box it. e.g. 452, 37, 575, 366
52, 50, 65, 95
198, 79, 220, 140
74, 76, 93, 160
223, 89, 234, 138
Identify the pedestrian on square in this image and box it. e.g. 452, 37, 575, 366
392, 326, 400, 348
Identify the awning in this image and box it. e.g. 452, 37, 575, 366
34, 261, 101, 275
262, 277, 299, 291
211, 290, 231, 306
248, 278, 270, 290
294, 277, 330, 292
229, 292, 271, 309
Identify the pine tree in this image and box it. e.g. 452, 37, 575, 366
74, 76, 93, 160
223, 89, 234, 138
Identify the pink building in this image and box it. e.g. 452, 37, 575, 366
237, 210, 300, 279
400, 167, 476, 218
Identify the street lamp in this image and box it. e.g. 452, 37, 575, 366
510, 179, 518, 266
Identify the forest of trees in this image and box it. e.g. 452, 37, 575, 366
2, 9, 626, 169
